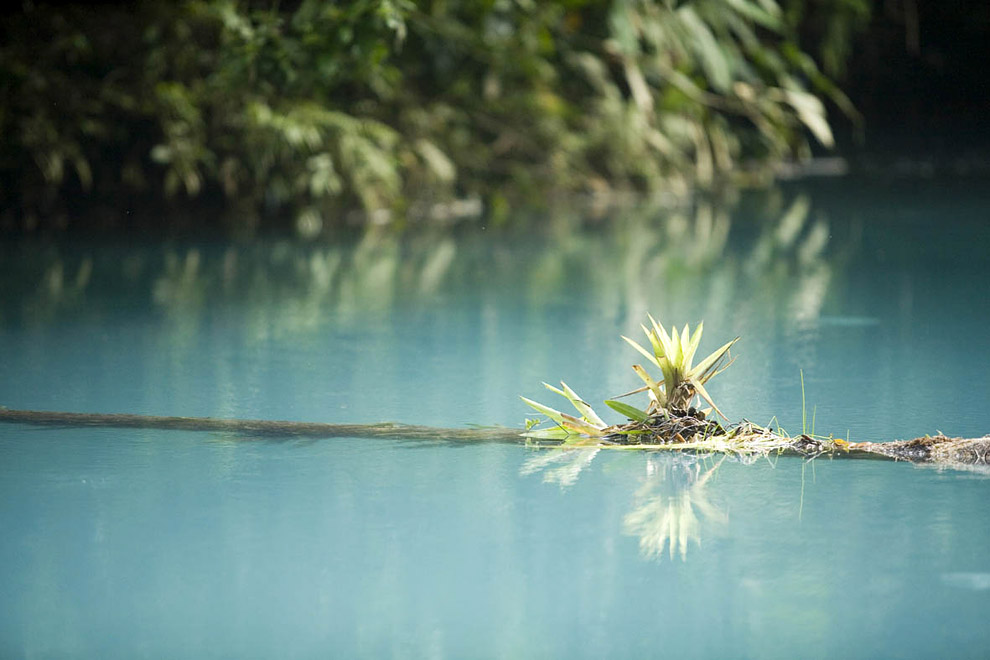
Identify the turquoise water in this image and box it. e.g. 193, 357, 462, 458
2, 178, 990, 658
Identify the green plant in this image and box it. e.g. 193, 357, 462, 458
521, 316, 738, 441
520, 382, 611, 440
0, 0, 860, 231
621, 316, 738, 420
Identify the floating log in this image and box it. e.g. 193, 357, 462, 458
847, 435, 990, 466
1, 407, 988, 470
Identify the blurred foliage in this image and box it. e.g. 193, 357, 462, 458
783, 0, 870, 78
0, 0, 864, 232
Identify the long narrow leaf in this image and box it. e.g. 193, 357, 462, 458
623, 335, 662, 368
520, 397, 567, 426
522, 397, 604, 435
690, 378, 728, 421
684, 322, 704, 369
688, 336, 739, 382
695, 355, 729, 385
558, 411, 609, 436
658, 357, 678, 397
704, 355, 736, 383
610, 385, 649, 399
547, 381, 606, 428
669, 324, 683, 367
632, 364, 667, 406
519, 398, 606, 437
648, 314, 674, 356
561, 434, 605, 447
604, 399, 650, 423
642, 324, 664, 360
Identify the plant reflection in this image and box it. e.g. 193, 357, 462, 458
623, 455, 727, 562
521, 449, 729, 562
520, 448, 601, 488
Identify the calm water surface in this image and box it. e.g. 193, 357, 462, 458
2, 178, 989, 658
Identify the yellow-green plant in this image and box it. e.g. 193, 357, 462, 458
521, 382, 611, 440
522, 316, 738, 440
621, 316, 738, 420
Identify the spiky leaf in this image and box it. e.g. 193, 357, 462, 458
522, 396, 608, 436
521, 397, 570, 427
684, 322, 704, 369
624, 335, 662, 368
688, 336, 739, 383
545, 381, 607, 428
642, 324, 664, 360
649, 314, 675, 357
690, 378, 728, 421
632, 364, 667, 406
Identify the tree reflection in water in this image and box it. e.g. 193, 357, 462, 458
5, 190, 847, 336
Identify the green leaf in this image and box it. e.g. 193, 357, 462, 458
724, 0, 782, 31
545, 381, 607, 428
690, 378, 728, 421
614, 428, 651, 436
658, 357, 678, 398
631, 364, 667, 406
604, 399, 650, 423
642, 324, 664, 360
704, 355, 736, 383
521, 396, 606, 436
610, 385, 649, 400
669, 324, 681, 366
623, 335, 661, 368
783, 88, 834, 148
559, 411, 607, 436
678, 6, 731, 92
684, 322, 704, 369
679, 324, 690, 365
520, 396, 567, 426
688, 336, 739, 383
648, 314, 675, 360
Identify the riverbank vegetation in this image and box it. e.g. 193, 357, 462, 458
0, 0, 867, 233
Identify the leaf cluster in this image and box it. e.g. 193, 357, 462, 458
621, 316, 737, 419
1, 0, 860, 231
522, 316, 738, 442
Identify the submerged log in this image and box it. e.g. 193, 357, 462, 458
1, 407, 988, 470
0, 408, 522, 443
